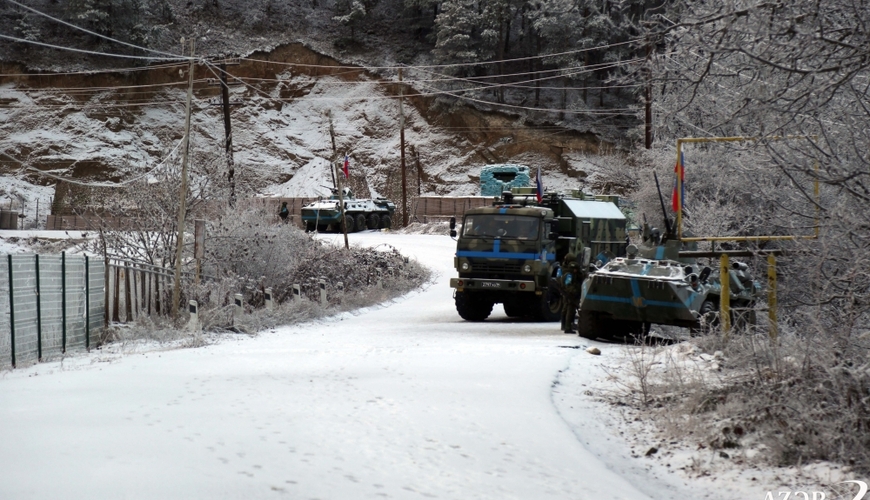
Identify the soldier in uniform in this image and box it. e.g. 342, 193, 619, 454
278, 201, 289, 223
560, 253, 581, 333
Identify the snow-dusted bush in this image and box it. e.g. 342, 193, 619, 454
188, 204, 430, 332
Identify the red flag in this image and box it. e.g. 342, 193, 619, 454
343, 155, 350, 178
672, 153, 685, 212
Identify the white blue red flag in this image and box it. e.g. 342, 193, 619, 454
535, 166, 543, 203
343, 155, 350, 178
671, 153, 685, 212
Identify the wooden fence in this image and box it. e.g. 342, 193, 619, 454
44, 196, 496, 231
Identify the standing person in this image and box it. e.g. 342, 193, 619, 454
560, 253, 581, 333
278, 201, 289, 223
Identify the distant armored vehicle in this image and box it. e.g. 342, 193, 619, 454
448, 190, 627, 322
301, 188, 396, 233
576, 229, 762, 339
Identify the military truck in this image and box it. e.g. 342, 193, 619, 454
301, 187, 396, 233
576, 227, 763, 339
448, 190, 627, 321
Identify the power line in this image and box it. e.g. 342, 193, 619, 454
239, 39, 642, 71
0, 33, 187, 61
0, 61, 187, 78
0, 136, 186, 188
2, 0, 186, 60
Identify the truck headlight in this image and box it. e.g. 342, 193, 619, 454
523, 264, 532, 273
461, 262, 471, 271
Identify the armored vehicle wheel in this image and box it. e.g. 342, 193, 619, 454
380, 214, 392, 229
305, 222, 315, 232
367, 213, 380, 229
577, 309, 601, 339
354, 214, 367, 232
455, 292, 493, 321
317, 224, 328, 233
342, 214, 355, 233
691, 300, 719, 335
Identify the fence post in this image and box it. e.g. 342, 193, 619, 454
264, 287, 273, 311
234, 293, 244, 324
35, 254, 42, 360
187, 300, 200, 333
85, 255, 90, 351
720, 254, 731, 337
319, 280, 327, 306
7, 255, 15, 368
61, 251, 66, 353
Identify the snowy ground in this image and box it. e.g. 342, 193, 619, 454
0, 231, 835, 499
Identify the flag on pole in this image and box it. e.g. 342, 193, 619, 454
535, 166, 543, 203
671, 152, 685, 212
343, 154, 349, 178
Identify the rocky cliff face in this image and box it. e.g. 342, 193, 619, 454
0, 42, 607, 220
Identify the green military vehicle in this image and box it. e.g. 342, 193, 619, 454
301, 187, 396, 233
576, 226, 763, 339
448, 190, 627, 322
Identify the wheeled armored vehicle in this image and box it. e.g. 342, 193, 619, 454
577, 234, 762, 339
301, 188, 395, 233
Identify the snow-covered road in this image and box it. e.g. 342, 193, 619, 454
0, 232, 686, 500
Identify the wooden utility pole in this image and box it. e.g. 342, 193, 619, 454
336, 159, 349, 249
172, 39, 195, 318
398, 68, 408, 227
220, 62, 236, 206
328, 111, 337, 190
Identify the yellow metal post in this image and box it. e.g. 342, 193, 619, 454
767, 254, 778, 340
719, 254, 731, 335
675, 140, 683, 240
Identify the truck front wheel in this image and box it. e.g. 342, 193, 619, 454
535, 280, 562, 321
455, 292, 493, 322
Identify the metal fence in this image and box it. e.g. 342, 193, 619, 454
0, 253, 104, 369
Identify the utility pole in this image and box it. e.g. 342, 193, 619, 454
173, 39, 195, 318
328, 111, 337, 190
220, 62, 236, 206
398, 67, 408, 227
336, 159, 349, 250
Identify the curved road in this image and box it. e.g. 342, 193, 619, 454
0, 232, 681, 499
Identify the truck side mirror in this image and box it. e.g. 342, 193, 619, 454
581, 247, 592, 268
449, 217, 456, 230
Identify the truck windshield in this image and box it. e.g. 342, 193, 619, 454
462, 215, 540, 240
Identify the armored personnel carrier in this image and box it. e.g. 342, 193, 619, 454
576, 230, 762, 339
301, 188, 396, 233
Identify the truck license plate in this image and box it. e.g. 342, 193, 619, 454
481, 282, 502, 288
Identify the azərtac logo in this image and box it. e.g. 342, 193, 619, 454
764, 480, 868, 500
